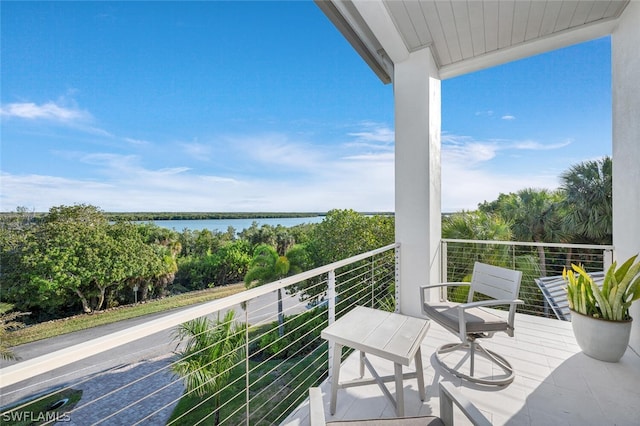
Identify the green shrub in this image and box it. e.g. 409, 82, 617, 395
256, 307, 327, 359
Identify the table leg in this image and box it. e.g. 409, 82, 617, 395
394, 363, 404, 417
415, 346, 426, 401
330, 343, 342, 415
359, 351, 365, 378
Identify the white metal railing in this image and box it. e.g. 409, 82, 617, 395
440, 239, 614, 319
0, 243, 398, 425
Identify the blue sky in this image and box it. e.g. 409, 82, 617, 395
1, 1, 612, 213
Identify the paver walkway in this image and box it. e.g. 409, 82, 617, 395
64, 354, 183, 425
1, 310, 187, 425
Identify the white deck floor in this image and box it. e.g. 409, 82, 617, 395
283, 312, 640, 426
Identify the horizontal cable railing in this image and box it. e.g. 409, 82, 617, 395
440, 239, 614, 320
0, 243, 398, 426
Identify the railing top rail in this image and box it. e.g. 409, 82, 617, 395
0, 243, 399, 389
442, 238, 613, 251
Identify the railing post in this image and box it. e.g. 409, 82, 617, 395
440, 241, 448, 301
604, 248, 614, 270
328, 270, 336, 324
327, 270, 336, 381
371, 257, 375, 308
245, 306, 250, 425
395, 244, 401, 313
441, 240, 447, 283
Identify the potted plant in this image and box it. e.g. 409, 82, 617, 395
563, 254, 640, 362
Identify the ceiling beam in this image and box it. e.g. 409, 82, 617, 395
351, 0, 410, 65
315, 0, 392, 84
434, 11, 620, 80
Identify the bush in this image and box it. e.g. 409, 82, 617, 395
255, 307, 327, 359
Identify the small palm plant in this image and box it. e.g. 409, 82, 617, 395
0, 304, 29, 360
244, 244, 292, 337
564, 254, 640, 321
172, 310, 245, 426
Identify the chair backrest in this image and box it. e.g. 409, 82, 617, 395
468, 262, 522, 303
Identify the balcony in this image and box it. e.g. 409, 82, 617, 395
1, 241, 639, 425
285, 307, 640, 425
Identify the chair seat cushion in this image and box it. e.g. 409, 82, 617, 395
328, 416, 444, 426
423, 301, 509, 334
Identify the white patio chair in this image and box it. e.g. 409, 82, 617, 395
308, 381, 491, 426
421, 262, 523, 386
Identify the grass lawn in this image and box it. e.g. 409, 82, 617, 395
167, 349, 327, 425
10, 283, 247, 346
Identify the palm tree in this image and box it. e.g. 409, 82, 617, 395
244, 244, 290, 337
493, 189, 563, 277
171, 310, 245, 426
560, 156, 612, 245
442, 210, 513, 281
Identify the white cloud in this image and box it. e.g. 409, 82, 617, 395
0, 125, 397, 212
124, 137, 151, 146
501, 114, 516, 120
441, 163, 559, 212
442, 133, 571, 164
234, 133, 325, 171
181, 141, 213, 160
0, 153, 393, 212
0, 123, 570, 213
342, 152, 394, 162
442, 138, 498, 165
0, 97, 116, 138
348, 123, 394, 144
440, 133, 564, 211
511, 139, 572, 150
0, 101, 91, 122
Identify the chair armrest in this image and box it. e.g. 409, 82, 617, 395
459, 299, 524, 310
439, 382, 491, 426
309, 387, 327, 426
420, 282, 469, 290
421, 282, 470, 308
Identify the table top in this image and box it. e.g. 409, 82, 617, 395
321, 306, 430, 365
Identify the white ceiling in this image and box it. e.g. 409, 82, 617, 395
317, 0, 630, 81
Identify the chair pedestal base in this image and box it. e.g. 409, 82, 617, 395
435, 341, 515, 386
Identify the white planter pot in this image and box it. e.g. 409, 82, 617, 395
570, 309, 632, 362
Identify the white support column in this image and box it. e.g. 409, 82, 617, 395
394, 48, 442, 318
612, 1, 640, 353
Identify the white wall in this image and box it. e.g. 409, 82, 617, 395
612, 1, 640, 353
394, 48, 442, 317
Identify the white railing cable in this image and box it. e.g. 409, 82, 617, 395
441, 238, 613, 250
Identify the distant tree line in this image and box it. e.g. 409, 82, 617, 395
0, 211, 327, 224
104, 212, 326, 221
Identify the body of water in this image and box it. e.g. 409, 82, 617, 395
147, 216, 325, 233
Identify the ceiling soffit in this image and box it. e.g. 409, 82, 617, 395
319, 1, 630, 82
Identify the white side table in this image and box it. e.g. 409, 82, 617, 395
321, 306, 430, 416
